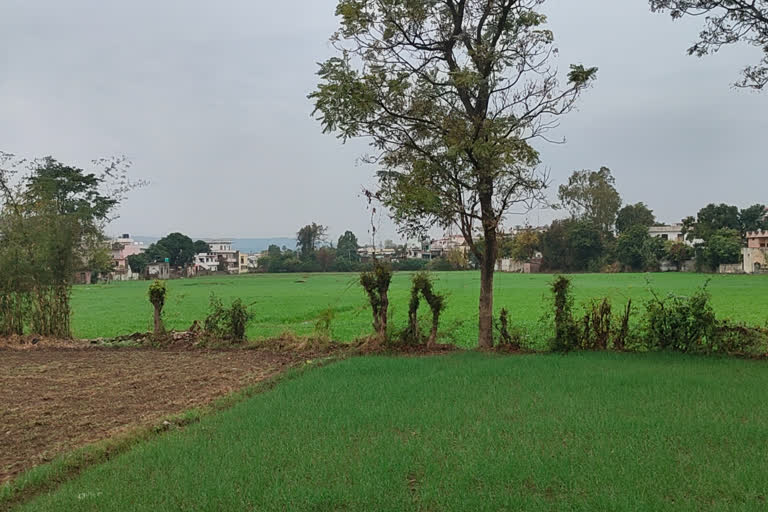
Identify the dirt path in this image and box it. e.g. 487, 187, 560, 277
0, 346, 301, 484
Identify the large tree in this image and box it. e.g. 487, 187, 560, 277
616, 202, 655, 234
296, 223, 328, 260
739, 204, 768, 234
311, 0, 597, 347
650, 0, 768, 90
337, 230, 360, 262
155, 232, 195, 267
0, 154, 132, 337
688, 203, 741, 241
558, 167, 621, 233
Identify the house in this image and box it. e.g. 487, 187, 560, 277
146, 261, 170, 280
109, 234, 145, 281
743, 230, 768, 274
497, 258, 542, 274
195, 239, 243, 274
357, 246, 397, 263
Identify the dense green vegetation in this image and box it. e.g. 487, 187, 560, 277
71, 272, 768, 348
20, 352, 768, 511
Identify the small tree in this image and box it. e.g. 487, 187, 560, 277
148, 280, 167, 335
359, 261, 392, 343
405, 272, 446, 347
311, 1, 597, 348
558, 167, 622, 233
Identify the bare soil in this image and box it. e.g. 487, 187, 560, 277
0, 341, 305, 484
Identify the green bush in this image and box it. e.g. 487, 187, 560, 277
203, 294, 253, 343
641, 288, 717, 353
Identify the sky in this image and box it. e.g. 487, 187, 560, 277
1, 0, 766, 243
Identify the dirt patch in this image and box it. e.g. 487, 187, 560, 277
0, 344, 303, 484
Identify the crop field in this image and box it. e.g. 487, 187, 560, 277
18, 351, 768, 511
71, 272, 768, 347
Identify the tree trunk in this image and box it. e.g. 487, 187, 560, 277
153, 305, 164, 335
478, 227, 497, 349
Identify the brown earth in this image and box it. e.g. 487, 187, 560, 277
0, 342, 308, 484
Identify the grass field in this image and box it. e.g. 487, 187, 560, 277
19, 351, 768, 511
71, 272, 768, 347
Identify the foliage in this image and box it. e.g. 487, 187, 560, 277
153, 233, 195, 267
739, 203, 768, 234
193, 240, 211, 254
539, 218, 604, 272
336, 230, 360, 262
558, 167, 622, 233
127, 253, 150, 274
203, 294, 254, 342
642, 287, 717, 352
616, 202, 655, 234
550, 276, 579, 352
402, 272, 446, 346
664, 241, 693, 270
509, 229, 541, 261
314, 308, 336, 339
296, 223, 328, 261
310, 0, 597, 348
686, 203, 741, 242
148, 280, 167, 335
496, 308, 522, 348
702, 228, 742, 269
0, 153, 131, 337
616, 225, 664, 271
359, 261, 393, 342
650, 0, 768, 90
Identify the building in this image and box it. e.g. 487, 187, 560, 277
146, 261, 170, 280
194, 239, 243, 274
743, 230, 768, 274
649, 224, 702, 247
109, 234, 145, 281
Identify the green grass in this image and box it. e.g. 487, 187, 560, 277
71, 272, 768, 347
18, 352, 768, 511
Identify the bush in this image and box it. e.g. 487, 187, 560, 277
642, 287, 717, 353
550, 276, 579, 352
496, 308, 523, 348
401, 272, 445, 346
360, 261, 393, 343
203, 294, 253, 343
148, 280, 167, 335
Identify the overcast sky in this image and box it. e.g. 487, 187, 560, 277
1, 0, 766, 243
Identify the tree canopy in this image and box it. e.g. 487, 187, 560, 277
297, 223, 328, 260
650, 0, 768, 90
616, 202, 655, 234
311, 0, 597, 347
558, 167, 621, 233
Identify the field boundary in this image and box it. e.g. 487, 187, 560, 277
0, 353, 344, 511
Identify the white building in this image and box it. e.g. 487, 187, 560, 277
649, 224, 702, 246
195, 239, 241, 274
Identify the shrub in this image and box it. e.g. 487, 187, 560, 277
581, 298, 612, 350
314, 308, 335, 339
642, 287, 717, 353
402, 272, 445, 346
360, 261, 393, 343
203, 294, 253, 343
550, 276, 579, 352
148, 280, 167, 335
496, 308, 523, 348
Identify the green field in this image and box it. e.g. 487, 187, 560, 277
20, 352, 768, 511
71, 272, 768, 347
